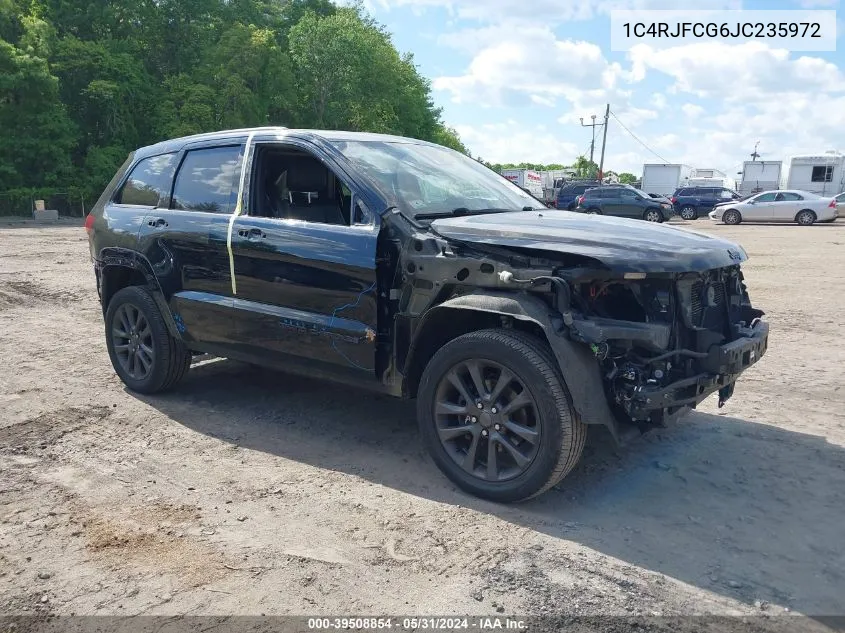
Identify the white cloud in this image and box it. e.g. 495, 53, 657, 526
629, 42, 845, 99
651, 93, 667, 109
454, 122, 580, 164
373, 0, 741, 23
681, 103, 705, 117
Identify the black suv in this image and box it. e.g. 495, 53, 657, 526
86, 127, 769, 502
576, 186, 671, 222
555, 180, 599, 210
672, 187, 742, 220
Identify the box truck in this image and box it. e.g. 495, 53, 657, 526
501, 169, 544, 199
738, 161, 782, 196
641, 164, 692, 196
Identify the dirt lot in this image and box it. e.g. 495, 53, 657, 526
1, 217, 843, 620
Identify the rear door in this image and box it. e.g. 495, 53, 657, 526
772, 191, 804, 221
137, 141, 245, 350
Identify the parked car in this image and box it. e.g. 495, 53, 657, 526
672, 186, 743, 220
709, 190, 838, 225
86, 127, 768, 503
576, 186, 672, 222
646, 192, 675, 214
835, 192, 845, 215
555, 180, 599, 210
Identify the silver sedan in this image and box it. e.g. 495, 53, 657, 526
709, 189, 839, 225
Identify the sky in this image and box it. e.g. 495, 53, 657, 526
359, 0, 844, 177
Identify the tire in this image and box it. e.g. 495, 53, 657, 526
586, 207, 602, 215
105, 286, 192, 394
795, 209, 816, 226
723, 209, 742, 225
680, 206, 698, 220
567, 202, 577, 211
417, 329, 586, 503
643, 208, 663, 223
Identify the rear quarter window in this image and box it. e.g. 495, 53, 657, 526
116, 153, 178, 206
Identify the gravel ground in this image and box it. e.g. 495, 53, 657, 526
0, 217, 843, 621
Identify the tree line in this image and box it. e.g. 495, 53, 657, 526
484, 157, 638, 184
0, 0, 467, 210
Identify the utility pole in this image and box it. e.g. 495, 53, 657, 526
580, 114, 599, 165
598, 103, 610, 182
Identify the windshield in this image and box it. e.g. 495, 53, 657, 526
331, 140, 543, 217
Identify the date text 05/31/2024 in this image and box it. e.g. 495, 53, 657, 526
622, 21, 821, 38
306, 617, 527, 631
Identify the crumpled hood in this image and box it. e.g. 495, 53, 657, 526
431, 211, 747, 273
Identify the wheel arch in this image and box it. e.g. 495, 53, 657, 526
98, 247, 182, 340
403, 291, 622, 442
795, 208, 817, 222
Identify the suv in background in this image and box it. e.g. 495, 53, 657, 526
672, 187, 742, 220
556, 181, 599, 210
576, 186, 670, 222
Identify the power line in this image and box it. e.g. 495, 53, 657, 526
609, 110, 671, 164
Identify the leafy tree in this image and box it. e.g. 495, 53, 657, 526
570, 155, 599, 179
617, 172, 638, 184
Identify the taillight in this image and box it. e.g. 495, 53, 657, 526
84, 213, 95, 234
670, 197, 677, 204
829, 199, 837, 208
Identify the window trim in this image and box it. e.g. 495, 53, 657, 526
242, 139, 377, 229
811, 165, 834, 183
111, 151, 179, 209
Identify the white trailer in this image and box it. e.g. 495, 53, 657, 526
739, 161, 782, 196
688, 176, 738, 191
501, 169, 544, 199
784, 152, 845, 196
641, 164, 692, 196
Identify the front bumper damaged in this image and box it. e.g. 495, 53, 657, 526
627, 320, 769, 419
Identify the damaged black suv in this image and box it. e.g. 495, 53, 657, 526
86, 127, 768, 502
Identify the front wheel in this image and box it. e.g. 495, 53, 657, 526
643, 209, 663, 223
417, 329, 586, 503
723, 209, 742, 225
796, 210, 816, 226
105, 286, 192, 394
586, 207, 602, 215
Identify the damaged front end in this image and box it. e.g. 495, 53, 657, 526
391, 214, 768, 438
560, 265, 768, 426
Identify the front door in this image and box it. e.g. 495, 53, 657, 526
228, 141, 380, 376
745, 192, 777, 221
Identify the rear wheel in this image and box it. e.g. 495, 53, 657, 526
680, 205, 698, 220
796, 209, 816, 226
643, 209, 663, 223
723, 209, 742, 225
417, 329, 586, 503
587, 207, 602, 215
105, 286, 192, 394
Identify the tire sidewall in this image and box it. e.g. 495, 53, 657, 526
417, 333, 570, 502
105, 286, 172, 393
644, 209, 662, 222
724, 210, 741, 225
680, 206, 697, 220
797, 210, 815, 225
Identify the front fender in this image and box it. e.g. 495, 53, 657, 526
413, 291, 622, 441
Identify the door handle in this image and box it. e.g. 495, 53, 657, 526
238, 227, 266, 239
147, 218, 168, 228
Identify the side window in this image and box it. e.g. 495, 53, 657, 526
116, 153, 177, 206
718, 189, 734, 199
755, 192, 777, 202
811, 165, 834, 183
249, 145, 351, 226
172, 146, 243, 214
780, 192, 802, 201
